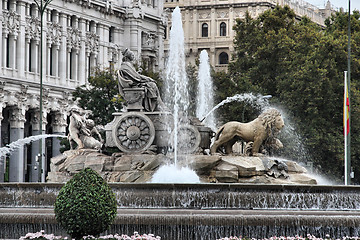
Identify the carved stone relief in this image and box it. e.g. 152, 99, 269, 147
2, 10, 20, 36
199, 11, 211, 19
142, 32, 156, 49
67, 27, 82, 50
47, 22, 62, 45
25, 16, 41, 40
217, 11, 229, 18
108, 43, 121, 63
85, 32, 100, 54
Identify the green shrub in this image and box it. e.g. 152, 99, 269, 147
54, 168, 117, 239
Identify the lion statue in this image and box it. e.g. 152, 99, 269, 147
210, 108, 284, 156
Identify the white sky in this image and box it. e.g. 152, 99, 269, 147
305, 0, 360, 11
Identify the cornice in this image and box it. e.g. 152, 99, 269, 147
0, 76, 76, 92
166, 2, 274, 11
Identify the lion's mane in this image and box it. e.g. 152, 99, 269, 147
259, 108, 283, 137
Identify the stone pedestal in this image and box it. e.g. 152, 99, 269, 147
48, 150, 317, 185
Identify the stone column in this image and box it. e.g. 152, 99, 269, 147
25, 39, 30, 74
0, 104, 4, 182
130, 22, 140, 53
59, 13, 67, 85
9, 35, 16, 69
34, 41, 39, 73
193, 9, 198, 39
9, 107, 26, 182
2, 34, 7, 69
78, 19, 86, 85
54, 45, 60, 79
210, 7, 216, 41
51, 112, 67, 157
47, 44, 51, 76
0, 8, 3, 72
17, 1, 26, 77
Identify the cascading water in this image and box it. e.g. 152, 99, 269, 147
152, 7, 199, 183
0, 134, 66, 157
196, 50, 216, 131
201, 92, 271, 122
164, 6, 189, 164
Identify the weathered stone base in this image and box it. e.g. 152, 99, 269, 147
47, 150, 316, 184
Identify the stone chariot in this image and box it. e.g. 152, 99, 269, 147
104, 69, 212, 154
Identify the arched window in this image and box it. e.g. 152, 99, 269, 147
201, 23, 208, 37
220, 22, 226, 36
219, 52, 229, 64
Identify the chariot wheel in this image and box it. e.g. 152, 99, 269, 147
112, 112, 155, 153
171, 124, 201, 154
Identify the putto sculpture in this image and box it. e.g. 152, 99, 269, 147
210, 108, 284, 156
68, 107, 103, 150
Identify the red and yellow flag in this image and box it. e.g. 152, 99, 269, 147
344, 75, 350, 136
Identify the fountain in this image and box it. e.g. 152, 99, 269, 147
196, 50, 216, 131
1, 6, 358, 240
164, 7, 190, 164
0, 134, 66, 157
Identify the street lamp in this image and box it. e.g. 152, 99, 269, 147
34, 0, 53, 182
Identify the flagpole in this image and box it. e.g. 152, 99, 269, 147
345, 0, 351, 185
344, 71, 349, 185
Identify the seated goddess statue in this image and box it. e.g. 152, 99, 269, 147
117, 49, 166, 112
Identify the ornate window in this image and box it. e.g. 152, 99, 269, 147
219, 52, 229, 64
201, 23, 208, 37
220, 22, 226, 36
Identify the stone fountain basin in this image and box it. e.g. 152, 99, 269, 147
1, 183, 360, 210
1, 183, 360, 239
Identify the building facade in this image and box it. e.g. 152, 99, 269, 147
164, 0, 334, 71
0, 0, 166, 182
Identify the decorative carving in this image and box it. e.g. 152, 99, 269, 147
235, 11, 244, 18
108, 43, 121, 63
67, 27, 81, 50
142, 32, 156, 49
53, 112, 67, 127
30, 111, 40, 126
47, 22, 62, 45
15, 85, 28, 105
2, 10, 20, 36
217, 11, 228, 18
25, 16, 41, 40
200, 12, 211, 19
85, 31, 100, 54
9, 107, 26, 128
172, 125, 201, 154
112, 112, 155, 153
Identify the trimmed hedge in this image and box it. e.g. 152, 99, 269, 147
54, 168, 117, 239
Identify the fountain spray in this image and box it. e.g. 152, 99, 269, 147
164, 6, 189, 165
196, 50, 216, 131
